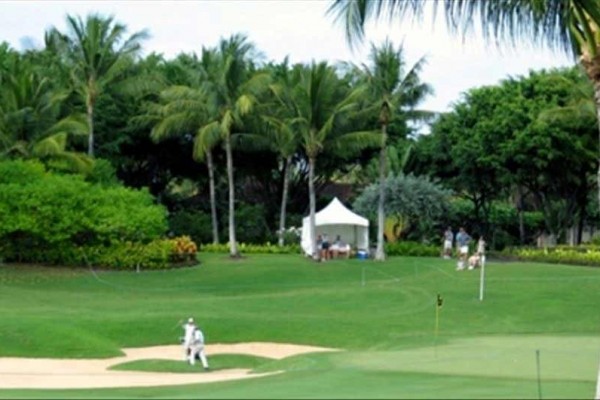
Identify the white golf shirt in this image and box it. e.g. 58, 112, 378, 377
183, 323, 195, 346
193, 329, 205, 346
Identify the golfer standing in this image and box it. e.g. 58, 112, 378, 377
189, 327, 209, 370
455, 227, 472, 271
182, 317, 196, 361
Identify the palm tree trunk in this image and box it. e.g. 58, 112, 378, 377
594, 82, 600, 214
278, 155, 292, 247
224, 135, 238, 257
308, 154, 318, 260
375, 124, 387, 261
86, 102, 94, 157
206, 150, 219, 244
580, 56, 600, 214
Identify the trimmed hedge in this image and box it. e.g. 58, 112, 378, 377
1, 236, 198, 270
86, 236, 198, 270
500, 245, 600, 267
199, 241, 439, 257
201, 242, 301, 254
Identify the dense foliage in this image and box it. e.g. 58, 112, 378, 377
353, 173, 452, 242
0, 160, 170, 267
1, 12, 599, 261
500, 245, 600, 267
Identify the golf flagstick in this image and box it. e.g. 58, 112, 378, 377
435, 294, 443, 357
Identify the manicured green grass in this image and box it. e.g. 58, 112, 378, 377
110, 354, 273, 373
0, 253, 599, 398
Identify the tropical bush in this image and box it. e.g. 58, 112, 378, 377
201, 242, 300, 254
83, 239, 176, 270
1, 236, 199, 270
353, 173, 452, 243
0, 160, 168, 265
169, 235, 198, 262
168, 209, 214, 244
235, 203, 271, 244
500, 245, 600, 267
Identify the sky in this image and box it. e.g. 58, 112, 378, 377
0, 0, 575, 113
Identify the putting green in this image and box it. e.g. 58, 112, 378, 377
336, 335, 600, 382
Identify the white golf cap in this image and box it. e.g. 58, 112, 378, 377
188, 317, 194, 323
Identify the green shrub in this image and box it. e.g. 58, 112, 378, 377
201, 242, 300, 254
0, 160, 168, 266
21, 237, 198, 270
85, 158, 120, 186
168, 209, 214, 244
501, 245, 600, 267
235, 203, 270, 244
0, 159, 46, 184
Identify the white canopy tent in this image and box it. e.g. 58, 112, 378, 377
300, 197, 370, 256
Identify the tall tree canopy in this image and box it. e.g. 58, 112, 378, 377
47, 13, 148, 157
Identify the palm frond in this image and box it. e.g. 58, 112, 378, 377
32, 132, 68, 157
230, 132, 271, 152
45, 114, 89, 137
327, 0, 583, 56
151, 112, 197, 142
327, 130, 381, 157
221, 110, 234, 134
194, 121, 222, 160
51, 150, 95, 174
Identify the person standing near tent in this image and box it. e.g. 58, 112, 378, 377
189, 326, 209, 370
316, 234, 323, 259
321, 233, 330, 261
455, 227, 472, 271
442, 227, 453, 259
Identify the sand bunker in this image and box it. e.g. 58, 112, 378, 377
0, 342, 338, 389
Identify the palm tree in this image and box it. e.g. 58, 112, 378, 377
197, 34, 271, 257
352, 40, 432, 260
146, 52, 221, 245
289, 61, 379, 260
0, 56, 92, 172
327, 0, 600, 225
47, 13, 148, 157
238, 59, 303, 246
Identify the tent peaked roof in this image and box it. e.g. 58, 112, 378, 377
306, 197, 369, 227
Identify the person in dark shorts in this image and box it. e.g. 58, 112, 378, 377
321, 233, 330, 261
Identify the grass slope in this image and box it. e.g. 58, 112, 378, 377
0, 254, 599, 398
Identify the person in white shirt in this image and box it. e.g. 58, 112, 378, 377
189, 327, 209, 370
442, 227, 453, 259
467, 235, 487, 270
455, 227, 472, 271
182, 317, 196, 361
